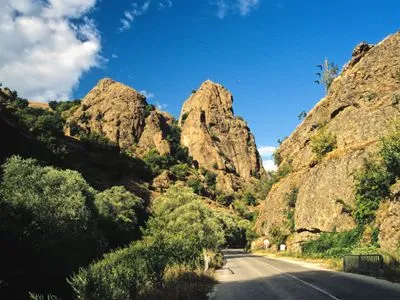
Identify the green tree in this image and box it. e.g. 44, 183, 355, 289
0, 156, 103, 298
95, 186, 144, 247
316, 58, 339, 94
297, 111, 307, 121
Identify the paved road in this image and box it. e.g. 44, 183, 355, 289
210, 249, 400, 300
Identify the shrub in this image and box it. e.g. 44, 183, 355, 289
365, 92, 377, 101
215, 212, 249, 248
181, 112, 189, 125
311, 128, 337, 159
276, 160, 292, 178
380, 121, 400, 179
216, 193, 234, 207
268, 226, 288, 247
80, 132, 118, 150
335, 199, 353, 215
285, 187, 298, 208
143, 149, 173, 176
0, 156, 103, 297
69, 241, 153, 300
233, 200, 254, 221
204, 170, 217, 189
243, 192, 257, 206
48, 100, 81, 113
170, 163, 189, 180
144, 104, 155, 118
354, 161, 391, 224
301, 227, 363, 257
187, 178, 206, 196
0, 157, 144, 298
392, 93, 400, 106
95, 186, 144, 247
8, 97, 29, 109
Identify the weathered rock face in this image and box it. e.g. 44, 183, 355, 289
376, 181, 400, 252
179, 80, 264, 191
66, 78, 172, 156
257, 32, 400, 251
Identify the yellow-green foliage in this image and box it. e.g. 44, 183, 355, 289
311, 127, 337, 159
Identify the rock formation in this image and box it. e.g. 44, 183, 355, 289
179, 80, 264, 191
66, 78, 172, 156
256, 32, 400, 252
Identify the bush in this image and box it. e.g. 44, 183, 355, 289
0, 156, 144, 298
243, 192, 257, 206
216, 193, 234, 207
48, 100, 81, 113
0, 156, 103, 297
8, 97, 29, 109
353, 120, 400, 226
95, 186, 144, 248
69, 241, 153, 300
354, 161, 391, 225
187, 178, 206, 196
285, 187, 298, 208
273, 149, 282, 166
181, 112, 189, 125
301, 227, 363, 257
232, 200, 254, 221
311, 128, 337, 159
143, 149, 173, 176
268, 226, 288, 247
204, 170, 217, 189
80, 132, 118, 150
380, 121, 400, 179
170, 163, 189, 180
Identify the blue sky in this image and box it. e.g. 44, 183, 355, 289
2, 0, 400, 169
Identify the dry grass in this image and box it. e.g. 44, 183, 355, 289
325, 139, 377, 161
141, 267, 217, 300
28, 101, 50, 110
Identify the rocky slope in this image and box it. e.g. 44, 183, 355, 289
256, 32, 400, 252
179, 80, 264, 192
65, 78, 173, 156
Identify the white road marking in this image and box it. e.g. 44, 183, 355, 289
258, 258, 341, 300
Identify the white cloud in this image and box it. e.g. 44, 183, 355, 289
258, 145, 277, 171
158, 0, 173, 10
119, 1, 151, 32
214, 0, 228, 19
238, 0, 260, 16
210, 0, 261, 18
112, 53, 118, 59
263, 159, 278, 171
155, 101, 168, 111
0, 0, 102, 101
140, 90, 155, 99
258, 146, 276, 156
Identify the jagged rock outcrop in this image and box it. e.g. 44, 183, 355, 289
66, 78, 172, 156
179, 80, 264, 191
257, 32, 400, 251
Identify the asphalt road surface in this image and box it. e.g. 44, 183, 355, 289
210, 249, 400, 300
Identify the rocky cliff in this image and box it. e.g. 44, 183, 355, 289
66, 78, 172, 156
179, 80, 264, 191
257, 32, 400, 252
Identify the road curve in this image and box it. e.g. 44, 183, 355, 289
210, 249, 400, 300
